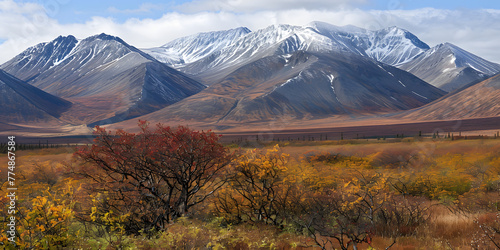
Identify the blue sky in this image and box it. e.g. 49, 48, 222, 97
49, 1, 177, 24
1, 0, 500, 63
38, 0, 500, 24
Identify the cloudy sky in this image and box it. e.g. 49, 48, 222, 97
0, 0, 499, 64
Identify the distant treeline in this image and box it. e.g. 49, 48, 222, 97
0, 142, 78, 154
226, 130, 500, 144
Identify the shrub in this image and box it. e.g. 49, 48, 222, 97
72, 121, 233, 234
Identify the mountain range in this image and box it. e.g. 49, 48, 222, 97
1, 33, 205, 125
151, 22, 433, 85
143, 21, 499, 91
1, 21, 499, 134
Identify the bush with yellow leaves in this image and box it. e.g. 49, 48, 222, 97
0, 179, 77, 249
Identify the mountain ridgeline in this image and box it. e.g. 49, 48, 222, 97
398, 43, 500, 92
143, 21, 500, 90
2, 33, 205, 125
156, 22, 434, 85
1, 21, 499, 132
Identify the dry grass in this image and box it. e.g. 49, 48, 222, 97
426, 205, 477, 248
0, 147, 74, 187
276, 139, 451, 156
3, 139, 500, 249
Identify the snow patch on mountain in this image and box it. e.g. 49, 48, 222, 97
326, 74, 340, 102
280, 72, 303, 88
327, 74, 335, 83
52, 39, 81, 67
412, 91, 428, 99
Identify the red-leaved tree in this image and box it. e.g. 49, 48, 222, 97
73, 121, 232, 234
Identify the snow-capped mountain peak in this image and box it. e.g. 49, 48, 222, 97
437, 42, 500, 75
366, 26, 430, 66
143, 27, 251, 65
398, 42, 500, 91
160, 27, 251, 48
144, 21, 431, 73
0, 35, 78, 79
304, 23, 430, 65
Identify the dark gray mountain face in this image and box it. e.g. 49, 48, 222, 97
398, 43, 500, 92
216, 51, 445, 121
1, 34, 206, 124
0, 69, 71, 123
139, 50, 445, 124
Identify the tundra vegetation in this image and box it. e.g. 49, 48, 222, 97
0, 122, 499, 249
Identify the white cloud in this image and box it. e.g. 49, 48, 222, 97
176, 0, 368, 13
0, 0, 44, 14
0, 0, 500, 65
108, 3, 164, 14
0, 0, 62, 62
368, 8, 500, 63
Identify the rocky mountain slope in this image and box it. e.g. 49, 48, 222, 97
400, 73, 500, 120
0, 69, 71, 123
